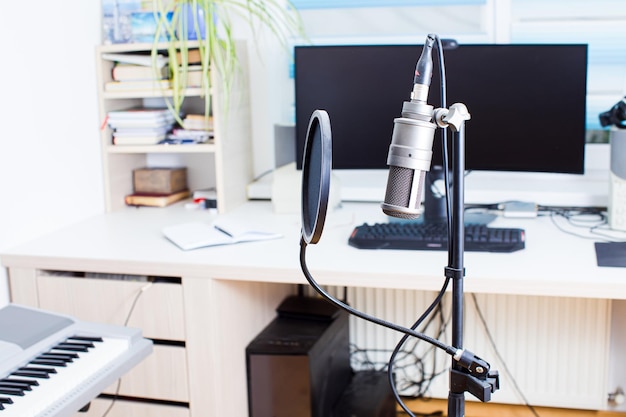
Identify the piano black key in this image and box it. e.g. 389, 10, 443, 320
0, 381, 32, 391
37, 353, 74, 362
0, 397, 13, 412
53, 343, 89, 352
0, 378, 38, 387
68, 335, 103, 343
30, 359, 67, 367
0, 387, 24, 396
11, 369, 51, 379
61, 341, 95, 349
18, 367, 56, 375
41, 352, 79, 360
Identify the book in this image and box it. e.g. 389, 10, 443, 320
113, 133, 167, 145
162, 219, 282, 250
104, 79, 172, 92
107, 107, 173, 120
175, 49, 202, 65
102, 52, 168, 69
125, 189, 190, 207
109, 119, 174, 130
167, 129, 213, 143
114, 125, 172, 136
182, 114, 213, 131
107, 107, 176, 130
112, 63, 169, 81
112, 123, 172, 145
184, 68, 204, 88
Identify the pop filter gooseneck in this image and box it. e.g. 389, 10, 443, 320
298, 109, 458, 357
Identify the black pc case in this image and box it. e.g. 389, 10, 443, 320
246, 298, 351, 417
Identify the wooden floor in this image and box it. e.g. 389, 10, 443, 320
398, 398, 626, 417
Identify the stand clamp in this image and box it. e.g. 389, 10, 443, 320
452, 349, 500, 402
444, 266, 465, 280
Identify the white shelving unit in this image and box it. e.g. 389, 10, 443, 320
95, 41, 253, 213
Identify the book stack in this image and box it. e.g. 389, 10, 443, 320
125, 167, 190, 207
107, 107, 176, 145
103, 53, 171, 92
165, 114, 214, 144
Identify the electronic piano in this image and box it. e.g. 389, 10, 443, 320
0, 304, 153, 417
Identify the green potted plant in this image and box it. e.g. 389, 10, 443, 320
150, 0, 304, 125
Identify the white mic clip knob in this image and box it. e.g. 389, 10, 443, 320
435, 103, 471, 132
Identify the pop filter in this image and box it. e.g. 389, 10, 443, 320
301, 109, 332, 245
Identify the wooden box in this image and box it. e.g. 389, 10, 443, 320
133, 167, 187, 194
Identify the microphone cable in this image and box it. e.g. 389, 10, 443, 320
387, 277, 450, 415
299, 238, 457, 359
300, 238, 456, 417
101, 280, 154, 417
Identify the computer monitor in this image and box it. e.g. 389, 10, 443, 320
294, 43, 588, 175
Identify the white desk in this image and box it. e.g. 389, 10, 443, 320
1, 201, 625, 416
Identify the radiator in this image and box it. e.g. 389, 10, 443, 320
310, 286, 612, 410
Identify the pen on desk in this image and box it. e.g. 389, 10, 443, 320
214, 225, 232, 237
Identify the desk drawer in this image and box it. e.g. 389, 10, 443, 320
36, 274, 185, 341
103, 343, 189, 402
72, 397, 190, 417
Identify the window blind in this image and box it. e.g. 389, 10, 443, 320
510, 0, 626, 130
292, 0, 486, 9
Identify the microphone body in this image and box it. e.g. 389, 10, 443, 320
381, 34, 437, 219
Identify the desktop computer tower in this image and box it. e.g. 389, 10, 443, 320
246, 299, 351, 417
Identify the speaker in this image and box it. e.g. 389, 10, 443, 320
246, 302, 351, 417
274, 124, 296, 169
609, 128, 626, 231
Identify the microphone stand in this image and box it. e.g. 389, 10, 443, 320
433, 104, 500, 417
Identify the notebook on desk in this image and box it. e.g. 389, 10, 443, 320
162, 219, 282, 250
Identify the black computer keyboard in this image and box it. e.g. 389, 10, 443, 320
348, 222, 525, 253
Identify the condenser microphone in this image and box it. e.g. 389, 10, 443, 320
381, 34, 438, 219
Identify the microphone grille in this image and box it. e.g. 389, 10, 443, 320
382, 166, 425, 219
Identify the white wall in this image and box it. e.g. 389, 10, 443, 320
0, 1, 105, 304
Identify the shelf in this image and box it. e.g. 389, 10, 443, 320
102, 87, 208, 100
96, 40, 252, 213
99, 41, 202, 54
106, 143, 216, 154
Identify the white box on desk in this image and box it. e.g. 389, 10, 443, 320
271, 162, 342, 214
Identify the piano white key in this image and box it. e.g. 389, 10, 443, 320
0, 336, 129, 417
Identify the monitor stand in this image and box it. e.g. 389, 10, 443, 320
423, 166, 496, 225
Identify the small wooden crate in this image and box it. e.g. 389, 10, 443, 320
133, 167, 187, 194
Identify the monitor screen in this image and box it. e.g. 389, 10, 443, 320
294, 43, 588, 174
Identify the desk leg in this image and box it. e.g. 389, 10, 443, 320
182, 276, 293, 417
7, 267, 39, 306
608, 299, 626, 412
